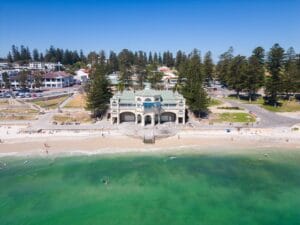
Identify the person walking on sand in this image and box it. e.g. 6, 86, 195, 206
44, 143, 50, 148
44, 143, 50, 155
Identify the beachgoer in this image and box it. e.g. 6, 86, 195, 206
44, 143, 50, 148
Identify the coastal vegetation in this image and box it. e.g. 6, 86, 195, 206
217, 44, 300, 108
4, 43, 300, 116
86, 64, 112, 118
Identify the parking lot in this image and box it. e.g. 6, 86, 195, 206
0, 85, 79, 100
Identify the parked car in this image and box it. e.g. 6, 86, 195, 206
19, 93, 25, 98
25, 93, 31, 98
4, 93, 11, 98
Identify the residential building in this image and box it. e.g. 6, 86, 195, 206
74, 69, 89, 82
5, 71, 74, 89
28, 62, 63, 70
43, 71, 74, 88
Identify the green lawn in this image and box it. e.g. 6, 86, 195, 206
212, 112, 256, 123
225, 96, 264, 104
261, 100, 300, 112
208, 98, 223, 107
226, 96, 300, 112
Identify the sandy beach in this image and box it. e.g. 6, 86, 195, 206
1, 125, 300, 157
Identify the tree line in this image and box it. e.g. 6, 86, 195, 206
216, 44, 300, 105
85, 48, 211, 118
6, 45, 85, 65
6, 45, 180, 67
5, 44, 300, 116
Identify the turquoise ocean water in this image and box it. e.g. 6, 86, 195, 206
1, 150, 300, 225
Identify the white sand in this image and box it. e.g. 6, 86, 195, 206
0, 125, 300, 157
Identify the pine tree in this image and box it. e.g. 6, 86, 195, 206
87, 51, 98, 65
227, 55, 248, 98
108, 51, 119, 73
216, 47, 234, 85
182, 49, 208, 117
11, 45, 20, 62
296, 54, 300, 92
147, 64, 163, 89
40, 53, 44, 62
203, 51, 214, 83
98, 50, 106, 64
33, 71, 44, 88
118, 49, 134, 87
32, 49, 40, 61
79, 50, 86, 62
245, 47, 265, 101
18, 70, 28, 89
265, 43, 285, 106
26, 47, 32, 61
86, 64, 112, 118
153, 52, 158, 64
148, 52, 153, 64
158, 53, 162, 65
20, 45, 28, 62
2, 72, 10, 89
175, 50, 183, 69
282, 47, 298, 98
56, 48, 64, 63
7, 52, 13, 63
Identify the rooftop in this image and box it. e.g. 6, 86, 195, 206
44, 71, 72, 79
113, 89, 184, 104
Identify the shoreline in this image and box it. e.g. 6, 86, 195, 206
1, 126, 300, 157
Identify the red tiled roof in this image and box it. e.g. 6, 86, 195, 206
44, 71, 71, 79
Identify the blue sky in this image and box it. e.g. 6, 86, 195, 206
0, 0, 299, 60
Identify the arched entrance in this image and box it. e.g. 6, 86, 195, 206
137, 114, 142, 124
145, 115, 152, 125
120, 112, 135, 123
160, 112, 176, 123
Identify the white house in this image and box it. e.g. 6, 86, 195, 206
74, 69, 89, 82
43, 71, 74, 88
110, 87, 186, 126
28, 62, 63, 71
